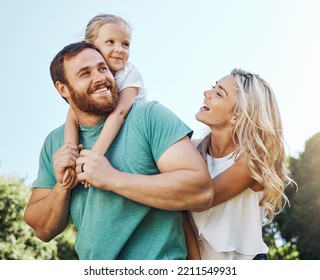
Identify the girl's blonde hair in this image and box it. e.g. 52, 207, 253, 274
197, 68, 295, 224
85, 13, 132, 43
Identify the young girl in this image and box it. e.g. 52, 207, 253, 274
63, 14, 147, 186
190, 69, 296, 260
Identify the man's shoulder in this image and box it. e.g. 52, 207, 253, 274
49, 123, 65, 136
130, 101, 188, 130
44, 124, 65, 143
131, 100, 168, 116
132, 100, 166, 110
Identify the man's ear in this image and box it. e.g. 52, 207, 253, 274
55, 81, 70, 99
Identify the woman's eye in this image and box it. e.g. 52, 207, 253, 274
212, 86, 222, 97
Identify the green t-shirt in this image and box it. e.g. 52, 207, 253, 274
33, 101, 193, 260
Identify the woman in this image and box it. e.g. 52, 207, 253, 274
190, 69, 295, 260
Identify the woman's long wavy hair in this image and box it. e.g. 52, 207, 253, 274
197, 68, 295, 224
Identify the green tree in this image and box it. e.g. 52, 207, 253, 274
275, 132, 320, 259
0, 176, 77, 259
263, 222, 299, 260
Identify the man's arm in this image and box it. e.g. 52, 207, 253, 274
24, 186, 71, 242
76, 136, 214, 211
24, 143, 80, 242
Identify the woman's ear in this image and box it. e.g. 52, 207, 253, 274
231, 115, 238, 125
55, 81, 70, 100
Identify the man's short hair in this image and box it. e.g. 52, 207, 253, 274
50, 41, 101, 86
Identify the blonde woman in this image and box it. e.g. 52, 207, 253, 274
190, 69, 295, 260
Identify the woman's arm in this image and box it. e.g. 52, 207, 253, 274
183, 211, 201, 260
191, 140, 262, 210
210, 157, 263, 207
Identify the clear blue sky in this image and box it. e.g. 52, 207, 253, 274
1, 0, 319, 185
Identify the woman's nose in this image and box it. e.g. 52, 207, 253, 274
203, 90, 211, 98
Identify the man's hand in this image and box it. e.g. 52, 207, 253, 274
75, 137, 213, 211
76, 149, 119, 190
53, 143, 83, 189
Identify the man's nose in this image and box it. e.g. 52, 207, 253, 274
93, 71, 106, 84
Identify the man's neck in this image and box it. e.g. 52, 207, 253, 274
76, 111, 106, 127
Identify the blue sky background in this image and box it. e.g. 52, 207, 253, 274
1, 0, 319, 185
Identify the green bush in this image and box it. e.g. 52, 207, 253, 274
0, 176, 77, 260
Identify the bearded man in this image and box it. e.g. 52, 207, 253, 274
24, 41, 213, 260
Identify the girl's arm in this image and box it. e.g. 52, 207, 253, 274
63, 107, 79, 186
183, 211, 201, 260
92, 87, 139, 155
63, 108, 79, 186
84, 87, 138, 187
65, 107, 79, 146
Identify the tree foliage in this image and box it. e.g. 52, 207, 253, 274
0, 177, 77, 260
274, 132, 320, 259
263, 222, 299, 260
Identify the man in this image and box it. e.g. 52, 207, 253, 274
24, 41, 213, 260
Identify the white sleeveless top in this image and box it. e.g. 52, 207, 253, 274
191, 153, 268, 260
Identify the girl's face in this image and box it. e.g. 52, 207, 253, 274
195, 74, 238, 128
93, 23, 131, 73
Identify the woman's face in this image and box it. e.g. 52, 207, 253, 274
195, 74, 238, 127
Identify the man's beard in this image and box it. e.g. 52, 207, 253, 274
68, 80, 119, 115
